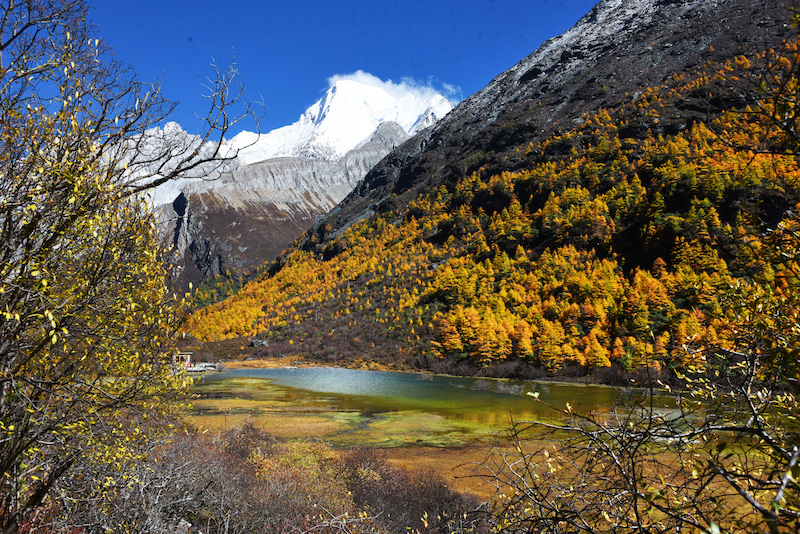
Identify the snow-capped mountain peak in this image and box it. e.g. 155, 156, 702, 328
230, 73, 453, 165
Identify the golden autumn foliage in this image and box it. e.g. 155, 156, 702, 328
189, 29, 800, 381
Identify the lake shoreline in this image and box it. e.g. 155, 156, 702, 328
221, 356, 626, 391
190, 363, 675, 501
189, 333, 686, 392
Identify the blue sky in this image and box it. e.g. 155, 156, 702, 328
92, 0, 596, 136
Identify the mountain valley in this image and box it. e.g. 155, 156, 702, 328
188, 0, 800, 383
11, 0, 800, 531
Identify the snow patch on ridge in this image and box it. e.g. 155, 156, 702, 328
150, 72, 454, 206
230, 71, 453, 165
135, 122, 239, 206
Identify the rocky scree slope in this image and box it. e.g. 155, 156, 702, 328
300, 0, 793, 253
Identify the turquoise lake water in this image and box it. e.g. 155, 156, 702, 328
197, 367, 659, 425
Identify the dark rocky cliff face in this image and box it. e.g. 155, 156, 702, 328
158, 122, 411, 290
301, 0, 793, 251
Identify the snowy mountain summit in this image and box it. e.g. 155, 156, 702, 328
229, 72, 453, 165
159, 72, 454, 289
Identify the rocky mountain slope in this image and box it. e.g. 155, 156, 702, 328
302, 0, 793, 251
186, 0, 800, 375
157, 78, 452, 289
229, 76, 452, 163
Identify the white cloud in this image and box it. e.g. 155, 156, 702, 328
326, 70, 462, 105
438, 82, 463, 103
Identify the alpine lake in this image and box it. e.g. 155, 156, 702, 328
189, 365, 678, 498
189, 366, 638, 449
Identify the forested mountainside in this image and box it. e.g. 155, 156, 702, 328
188, 0, 800, 380
303, 0, 793, 248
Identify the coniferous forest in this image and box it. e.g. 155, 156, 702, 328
190, 44, 800, 382
183, 36, 800, 531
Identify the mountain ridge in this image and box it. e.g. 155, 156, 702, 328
159, 121, 412, 288
158, 76, 452, 289
228, 77, 452, 164
186, 0, 800, 378
300, 0, 791, 252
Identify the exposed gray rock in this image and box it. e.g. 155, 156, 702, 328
158, 122, 410, 289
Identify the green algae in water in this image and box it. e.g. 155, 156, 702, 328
192, 377, 284, 402
190, 368, 654, 447
327, 410, 497, 448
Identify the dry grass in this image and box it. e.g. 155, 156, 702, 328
188, 410, 363, 439
222, 356, 310, 369
382, 445, 499, 501
186, 394, 507, 502
222, 355, 402, 372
